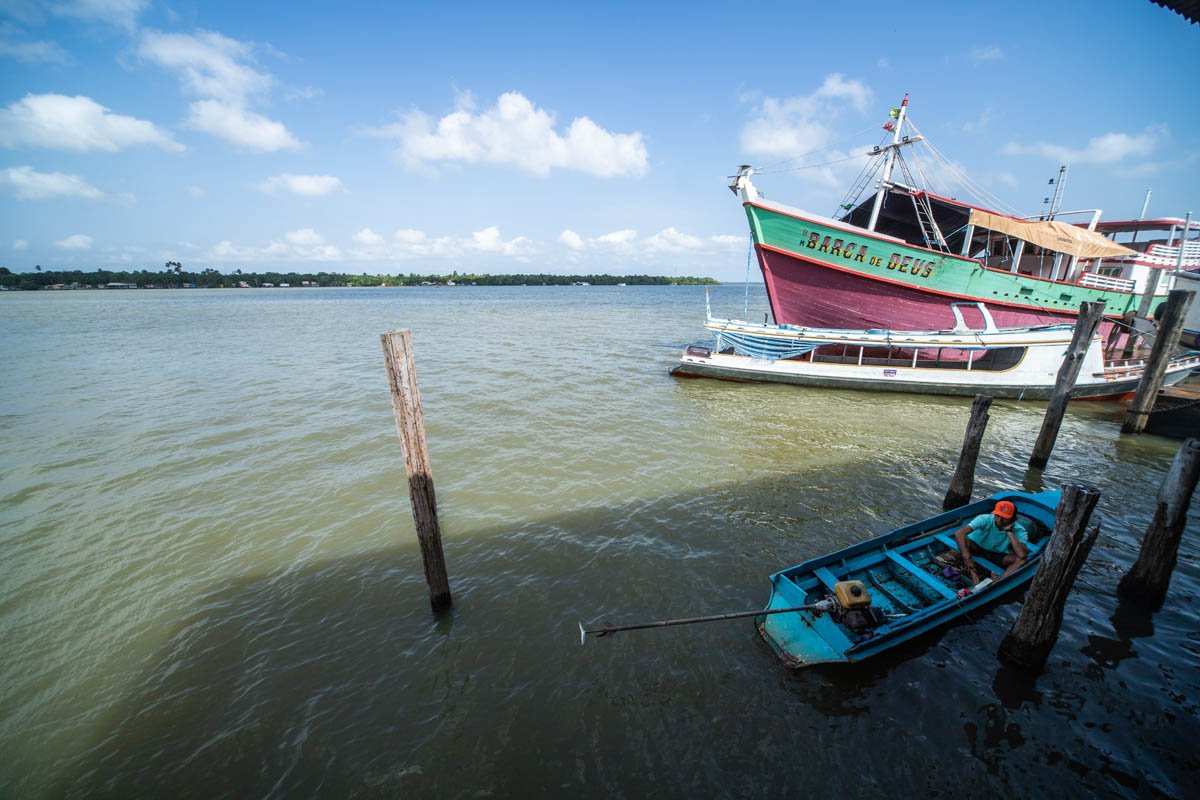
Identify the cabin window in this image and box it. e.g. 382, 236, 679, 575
807, 345, 1026, 371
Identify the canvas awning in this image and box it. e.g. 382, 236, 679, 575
968, 209, 1137, 259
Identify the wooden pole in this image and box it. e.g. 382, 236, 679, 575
1117, 437, 1200, 612
1028, 302, 1107, 470
1121, 289, 1196, 435
381, 329, 452, 612
998, 484, 1102, 672
943, 394, 992, 510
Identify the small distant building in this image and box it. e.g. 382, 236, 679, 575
104, 282, 137, 289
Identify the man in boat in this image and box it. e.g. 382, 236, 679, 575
942, 500, 1030, 584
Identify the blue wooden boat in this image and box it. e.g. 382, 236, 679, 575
756, 489, 1061, 667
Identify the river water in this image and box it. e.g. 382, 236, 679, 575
0, 285, 1196, 798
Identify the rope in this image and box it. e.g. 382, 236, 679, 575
754, 152, 866, 175
750, 123, 882, 172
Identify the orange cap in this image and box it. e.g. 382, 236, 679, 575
994, 500, 1016, 520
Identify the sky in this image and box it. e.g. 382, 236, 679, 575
0, 0, 1198, 281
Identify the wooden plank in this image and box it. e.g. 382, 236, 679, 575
813, 566, 840, 591
882, 550, 957, 599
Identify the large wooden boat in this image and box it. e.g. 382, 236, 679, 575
732, 95, 1200, 335
756, 490, 1060, 668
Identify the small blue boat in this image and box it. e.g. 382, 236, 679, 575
756, 489, 1061, 667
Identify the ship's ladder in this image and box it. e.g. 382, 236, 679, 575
835, 151, 885, 219
895, 153, 949, 252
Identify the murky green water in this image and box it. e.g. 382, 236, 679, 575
1, 285, 1195, 797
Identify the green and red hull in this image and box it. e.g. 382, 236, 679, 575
746, 201, 1140, 331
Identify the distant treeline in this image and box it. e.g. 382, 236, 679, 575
0, 266, 718, 290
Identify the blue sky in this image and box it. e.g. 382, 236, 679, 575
1, 0, 1197, 280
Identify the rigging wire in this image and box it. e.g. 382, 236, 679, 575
906, 119, 1020, 216
749, 123, 882, 173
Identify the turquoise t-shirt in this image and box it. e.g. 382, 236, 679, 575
966, 513, 1029, 553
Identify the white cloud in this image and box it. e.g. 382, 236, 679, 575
186, 185, 203, 197
52, 0, 150, 31
393, 229, 427, 245
472, 225, 532, 256
207, 229, 341, 263
0, 93, 183, 152
56, 233, 93, 250
969, 45, 1004, 63
186, 99, 299, 151
139, 29, 300, 152
1002, 126, 1165, 165
962, 108, 995, 133
372, 91, 648, 177
138, 30, 272, 102
0, 23, 69, 63
259, 173, 344, 196
550, 227, 742, 259
13, 239, 28, 250
0, 165, 106, 200
740, 73, 873, 159
645, 227, 704, 253
353, 228, 385, 246
345, 225, 535, 262
284, 228, 324, 246
597, 229, 637, 247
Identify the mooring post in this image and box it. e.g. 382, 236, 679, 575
1121, 289, 1196, 435
381, 329, 452, 612
997, 483, 1102, 672
1117, 438, 1200, 612
943, 394, 993, 510
1028, 302, 1107, 470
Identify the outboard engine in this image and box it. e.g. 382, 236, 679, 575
832, 580, 887, 633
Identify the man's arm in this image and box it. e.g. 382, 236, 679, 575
954, 524, 979, 579
1007, 528, 1028, 560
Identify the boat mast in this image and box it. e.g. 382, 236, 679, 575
867, 94, 909, 232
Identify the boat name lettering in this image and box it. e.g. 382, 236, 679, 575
886, 252, 934, 278
804, 232, 867, 263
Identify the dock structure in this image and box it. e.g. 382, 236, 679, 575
943, 394, 992, 510
998, 484, 1102, 672
1122, 289, 1196, 434
1118, 438, 1200, 612
1028, 302, 1106, 470
381, 329, 452, 612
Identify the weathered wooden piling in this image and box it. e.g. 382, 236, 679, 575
381, 329, 452, 612
1117, 438, 1200, 612
1028, 302, 1106, 470
943, 394, 993, 510
1121, 289, 1196, 435
997, 484, 1101, 672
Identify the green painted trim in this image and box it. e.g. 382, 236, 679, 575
748, 203, 1139, 316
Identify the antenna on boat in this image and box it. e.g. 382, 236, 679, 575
1041, 164, 1068, 220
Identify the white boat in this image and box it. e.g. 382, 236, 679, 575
670, 302, 1200, 400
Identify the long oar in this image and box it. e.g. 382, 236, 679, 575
578, 602, 831, 646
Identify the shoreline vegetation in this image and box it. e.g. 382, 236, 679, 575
0, 266, 717, 291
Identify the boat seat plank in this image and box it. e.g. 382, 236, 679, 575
933, 533, 1003, 576
882, 550, 957, 600
813, 566, 841, 591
